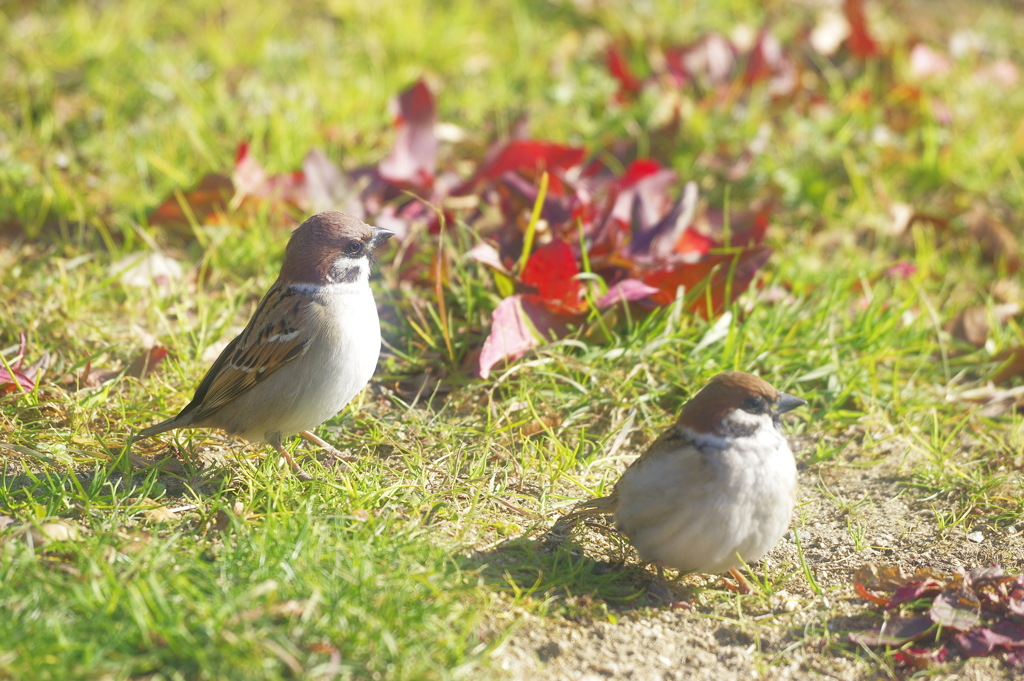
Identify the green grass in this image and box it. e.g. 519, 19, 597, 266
0, 467, 486, 680
3, 0, 1024, 678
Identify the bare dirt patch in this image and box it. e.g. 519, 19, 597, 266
482, 433, 1024, 679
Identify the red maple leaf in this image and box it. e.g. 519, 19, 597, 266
844, 0, 879, 59
521, 240, 586, 315
379, 79, 438, 189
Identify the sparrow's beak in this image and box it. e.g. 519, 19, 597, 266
775, 392, 806, 414
369, 226, 396, 250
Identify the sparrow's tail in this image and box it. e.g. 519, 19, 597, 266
555, 494, 618, 525
537, 494, 618, 549
133, 417, 180, 442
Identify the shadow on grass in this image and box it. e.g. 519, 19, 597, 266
0, 440, 244, 518
460, 516, 714, 615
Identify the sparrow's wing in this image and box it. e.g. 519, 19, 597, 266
630, 423, 690, 465
560, 425, 690, 525
176, 285, 312, 424
612, 425, 717, 534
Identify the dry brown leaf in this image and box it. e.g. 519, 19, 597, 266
118, 530, 155, 555
946, 306, 990, 347
993, 278, 1022, 305
853, 563, 948, 591
519, 416, 563, 437
27, 520, 83, 546
148, 174, 233, 230
992, 346, 1024, 385
946, 304, 1021, 348
234, 599, 315, 625
953, 383, 1024, 418
112, 251, 184, 290
134, 498, 178, 524
966, 204, 1021, 272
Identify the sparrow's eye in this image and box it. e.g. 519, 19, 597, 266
343, 241, 364, 256
740, 396, 768, 414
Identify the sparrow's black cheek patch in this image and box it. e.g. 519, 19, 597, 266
329, 260, 363, 284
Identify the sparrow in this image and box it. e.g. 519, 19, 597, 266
560, 371, 805, 585
136, 211, 394, 473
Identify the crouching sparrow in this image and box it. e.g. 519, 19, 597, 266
561, 371, 805, 586
136, 211, 394, 473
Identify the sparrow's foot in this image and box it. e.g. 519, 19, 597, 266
644, 564, 695, 608
299, 430, 357, 465
723, 568, 754, 594
647, 577, 676, 605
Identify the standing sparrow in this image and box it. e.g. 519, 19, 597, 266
137, 211, 394, 472
561, 371, 805, 584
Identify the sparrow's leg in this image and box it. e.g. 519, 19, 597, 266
271, 443, 301, 471
646, 563, 676, 604
266, 432, 304, 473
299, 430, 357, 464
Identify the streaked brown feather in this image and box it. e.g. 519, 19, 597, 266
556, 493, 619, 524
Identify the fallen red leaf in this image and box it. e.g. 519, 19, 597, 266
675, 227, 717, 257
0, 333, 46, 394
303, 148, 365, 216
888, 579, 946, 609
478, 294, 577, 379
843, 0, 879, 59
148, 173, 233, 227
501, 172, 581, 226
233, 142, 307, 208
0, 361, 37, 393
894, 646, 949, 669
848, 616, 934, 647
379, 79, 438, 189
127, 346, 169, 380
849, 564, 1024, 669
613, 161, 679, 233
744, 28, 791, 89
956, 622, 1024, 658
618, 159, 663, 187
854, 581, 890, 606
607, 45, 643, 101
616, 173, 703, 262
678, 33, 737, 87
596, 279, 660, 308
930, 588, 982, 631
468, 139, 586, 188
521, 240, 586, 315
641, 246, 772, 316
466, 242, 510, 275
